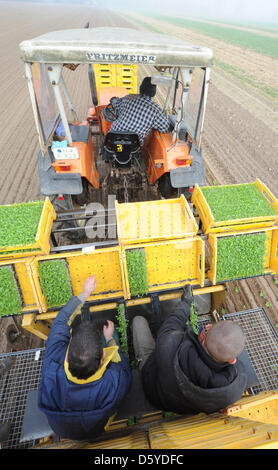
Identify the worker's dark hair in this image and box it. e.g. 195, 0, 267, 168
68, 321, 103, 380
140, 77, 156, 97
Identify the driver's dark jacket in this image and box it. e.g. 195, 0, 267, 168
142, 301, 247, 415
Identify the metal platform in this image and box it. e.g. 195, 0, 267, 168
0, 348, 45, 449
199, 308, 278, 394
0, 308, 278, 449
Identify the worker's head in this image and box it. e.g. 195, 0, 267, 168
68, 321, 104, 380
140, 77, 156, 98
200, 321, 245, 364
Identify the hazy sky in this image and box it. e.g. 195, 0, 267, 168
95, 0, 278, 23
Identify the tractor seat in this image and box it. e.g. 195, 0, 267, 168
103, 131, 141, 168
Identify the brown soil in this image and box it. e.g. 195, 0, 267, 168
0, 2, 277, 353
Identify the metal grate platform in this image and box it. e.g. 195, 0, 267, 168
222, 308, 278, 394
0, 348, 45, 449
0, 308, 277, 448
199, 308, 278, 394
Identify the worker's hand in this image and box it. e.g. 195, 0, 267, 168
103, 320, 114, 343
82, 275, 97, 300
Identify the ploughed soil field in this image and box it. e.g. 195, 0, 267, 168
0, 1, 277, 353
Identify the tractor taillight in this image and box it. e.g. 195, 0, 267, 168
176, 158, 191, 166
53, 164, 72, 172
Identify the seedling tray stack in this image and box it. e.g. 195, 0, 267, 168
208, 227, 278, 284
30, 248, 126, 312
191, 179, 278, 284
115, 195, 204, 297
0, 198, 56, 259
192, 179, 278, 234
122, 238, 205, 299
115, 195, 198, 245
0, 258, 40, 318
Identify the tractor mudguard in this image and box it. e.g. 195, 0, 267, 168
37, 148, 82, 196
170, 145, 206, 188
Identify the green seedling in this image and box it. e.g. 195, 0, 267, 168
234, 286, 239, 294
38, 259, 72, 308
201, 183, 276, 222
0, 201, 44, 249
116, 304, 129, 356
0, 266, 22, 316
265, 301, 272, 308
189, 302, 199, 335
127, 417, 135, 426
216, 232, 267, 282
126, 248, 148, 297
260, 290, 266, 298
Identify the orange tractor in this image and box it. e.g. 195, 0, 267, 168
19, 25, 213, 242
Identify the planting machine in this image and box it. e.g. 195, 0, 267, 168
0, 26, 278, 450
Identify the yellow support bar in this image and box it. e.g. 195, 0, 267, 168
22, 313, 50, 341
29, 285, 226, 323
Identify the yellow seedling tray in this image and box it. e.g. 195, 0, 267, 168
94, 64, 137, 98
0, 197, 56, 258
122, 237, 205, 299
0, 257, 40, 314
208, 226, 278, 285
192, 179, 278, 235
116, 195, 198, 245
30, 247, 127, 312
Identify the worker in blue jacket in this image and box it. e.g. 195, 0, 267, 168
38, 276, 132, 440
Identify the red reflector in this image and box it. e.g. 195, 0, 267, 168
60, 165, 71, 171
58, 195, 64, 200
189, 187, 194, 193
54, 165, 72, 171
176, 159, 191, 166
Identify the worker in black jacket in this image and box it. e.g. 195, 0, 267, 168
131, 286, 247, 415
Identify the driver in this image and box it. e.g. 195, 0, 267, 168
109, 77, 170, 146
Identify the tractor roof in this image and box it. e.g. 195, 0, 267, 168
19, 27, 213, 67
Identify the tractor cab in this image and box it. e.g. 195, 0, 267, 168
19, 26, 213, 207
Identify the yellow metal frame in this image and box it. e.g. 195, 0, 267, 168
21, 285, 226, 341
192, 179, 278, 235
208, 226, 278, 284
224, 391, 278, 426
115, 194, 198, 245
148, 411, 278, 449
0, 197, 56, 259
30, 247, 127, 312
122, 237, 205, 299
